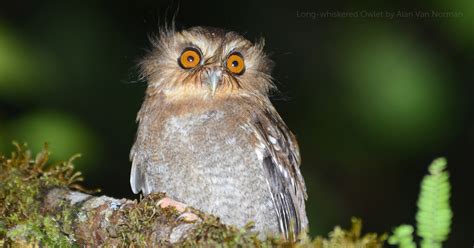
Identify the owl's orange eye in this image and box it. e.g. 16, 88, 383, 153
178, 48, 201, 69
226, 52, 245, 75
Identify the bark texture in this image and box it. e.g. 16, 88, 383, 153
41, 188, 205, 246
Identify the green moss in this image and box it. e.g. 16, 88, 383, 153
179, 216, 278, 247
0, 143, 82, 246
115, 193, 170, 246
176, 217, 386, 247
308, 218, 387, 248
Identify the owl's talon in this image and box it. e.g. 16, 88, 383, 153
157, 197, 187, 212
157, 197, 200, 222
177, 212, 200, 222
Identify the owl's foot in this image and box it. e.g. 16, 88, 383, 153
158, 197, 199, 222
158, 197, 187, 212
177, 212, 199, 222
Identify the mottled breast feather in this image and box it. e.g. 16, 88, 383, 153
130, 94, 308, 240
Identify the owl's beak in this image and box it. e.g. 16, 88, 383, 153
204, 69, 222, 96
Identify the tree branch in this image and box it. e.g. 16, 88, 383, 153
41, 188, 213, 246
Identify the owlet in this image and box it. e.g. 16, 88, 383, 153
130, 26, 308, 240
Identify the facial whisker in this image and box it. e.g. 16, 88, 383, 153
231, 76, 243, 90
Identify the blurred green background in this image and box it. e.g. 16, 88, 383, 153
0, 0, 472, 246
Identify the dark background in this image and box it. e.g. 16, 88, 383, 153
0, 0, 472, 246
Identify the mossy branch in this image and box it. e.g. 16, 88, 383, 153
0, 143, 386, 247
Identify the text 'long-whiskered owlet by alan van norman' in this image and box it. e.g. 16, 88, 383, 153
130, 26, 308, 240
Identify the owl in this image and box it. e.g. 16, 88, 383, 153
130, 26, 308, 240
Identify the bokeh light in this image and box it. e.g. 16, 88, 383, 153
339, 26, 454, 154
0, 111, 100, 173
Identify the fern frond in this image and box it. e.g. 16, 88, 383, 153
416, 158, 452, 248
388, 225, 416, 248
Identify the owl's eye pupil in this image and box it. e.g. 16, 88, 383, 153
231, 61, 239, 67
187, 56, 194, 62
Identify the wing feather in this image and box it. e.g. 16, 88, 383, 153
130, 153, 142, 194
251, 105, 308, 239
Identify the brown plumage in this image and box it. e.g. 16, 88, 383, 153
130, 26, 308, 239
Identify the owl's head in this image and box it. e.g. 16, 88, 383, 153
139, 26, 275, 99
